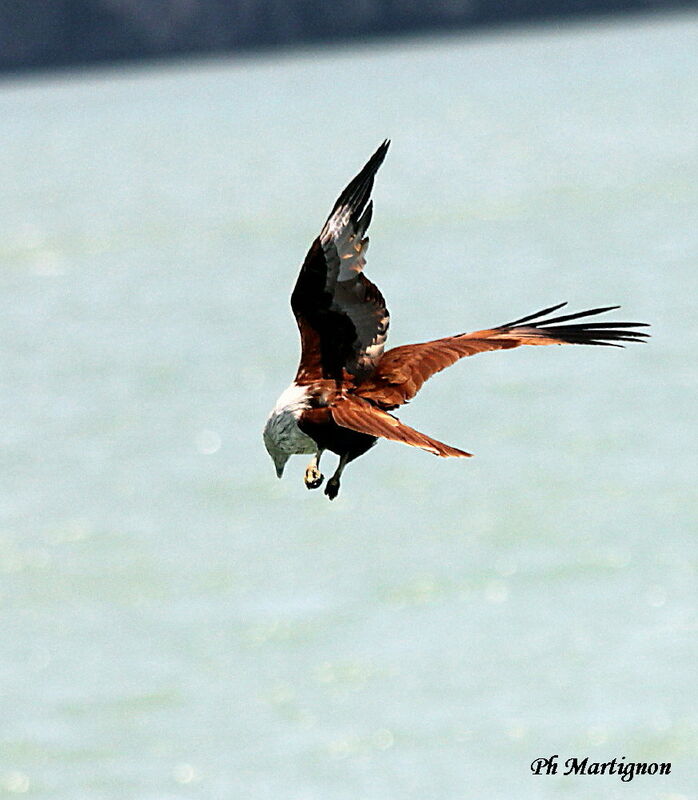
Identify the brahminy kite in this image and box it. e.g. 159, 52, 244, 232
264, 141, 648, 499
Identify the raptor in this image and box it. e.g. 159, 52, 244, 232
263, 141, 648, 500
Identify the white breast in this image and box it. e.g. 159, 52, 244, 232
264, 383, 316, 455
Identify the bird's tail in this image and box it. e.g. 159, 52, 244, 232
332, 394, 472, 458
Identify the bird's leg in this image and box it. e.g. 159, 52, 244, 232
304, 448, 325, 490
324, 453, 349, 501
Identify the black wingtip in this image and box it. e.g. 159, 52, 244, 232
329, 140, 391, 222
501, 301, 568, 328
360, 139, 390, 180
358, 140, 389, 174
361, 140, 390, 180
498, 302, 650, 347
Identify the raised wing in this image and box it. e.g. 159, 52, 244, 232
357, 303, 650, 409
332, 394, 472, 458
292, 141, 391, 383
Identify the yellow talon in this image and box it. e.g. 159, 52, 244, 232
304, 465, 324, 489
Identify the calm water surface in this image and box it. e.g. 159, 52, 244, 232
0, 12, 696, 800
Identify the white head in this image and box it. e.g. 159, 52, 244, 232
263, 383, 316, 479
263, 419, 291, 478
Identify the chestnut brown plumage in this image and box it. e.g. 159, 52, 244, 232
263, 141, 649, 499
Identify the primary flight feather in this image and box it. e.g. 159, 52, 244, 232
263, 141, 649, 500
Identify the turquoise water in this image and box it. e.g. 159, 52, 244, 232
1, 12, 696, 799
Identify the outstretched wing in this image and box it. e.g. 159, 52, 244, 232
357, 303, 650, 409
292, 141, 391, 383
332, 395, 472, 458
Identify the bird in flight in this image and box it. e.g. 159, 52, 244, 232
263, 141, 649, 500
